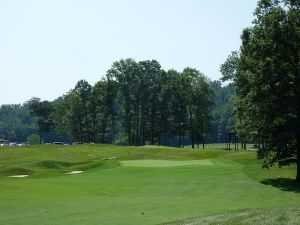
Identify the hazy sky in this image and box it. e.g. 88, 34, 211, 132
0, 0, 258, 105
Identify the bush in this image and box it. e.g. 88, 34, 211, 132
27, 133, 41, 145
114, 133, 128, 146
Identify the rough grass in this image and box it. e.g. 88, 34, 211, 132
35, 160, 81, 169
0, 144, 299, 225
163, 208, 300, 225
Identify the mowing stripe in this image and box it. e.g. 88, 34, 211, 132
120, 160, 213, 167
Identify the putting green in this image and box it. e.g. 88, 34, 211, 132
120, 159, 213, 167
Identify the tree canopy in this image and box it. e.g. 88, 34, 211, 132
229, 0, 300, 181
0, 58, 223, 148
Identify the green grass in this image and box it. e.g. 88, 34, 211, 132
121, 159, 214, 167
0, 144, 299, 225
164, 208, 300, 225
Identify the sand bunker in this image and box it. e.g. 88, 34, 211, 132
8, 175, 29, 178
64, 170, 84, 175
121, 160, 213, 167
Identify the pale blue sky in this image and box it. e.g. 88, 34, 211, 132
0, 0, 258, 105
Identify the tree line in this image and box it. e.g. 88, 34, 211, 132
30, 59, 214, 147
1, 59, 237, 148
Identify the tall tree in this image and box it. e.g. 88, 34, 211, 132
92, 78, 118, 143
234, 0, 300, 181
74, 80, 92, 142
209, 82, 236, 144
27, 98, 53, 144
65, 91, 84, 142
188, 69, 214, 149
107, 59, 140, 145
105, 78, 118, 143
140, 60, 162, 145
51, 100, 69, 142
158, 70, 172, 145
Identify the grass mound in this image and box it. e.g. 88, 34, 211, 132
29, 159, 120, 175
0, 167, 33, 176
35, 160, 81, 169
163, 208, 300, 225
73, 160, 120, 171
0, 156, 120, 178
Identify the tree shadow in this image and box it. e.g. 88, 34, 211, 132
260, 178, 300, 193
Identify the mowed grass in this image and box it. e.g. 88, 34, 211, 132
0, 144, 299, 225
121, 159, 214, 167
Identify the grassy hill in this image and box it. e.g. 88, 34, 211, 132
0, 144, 299, 225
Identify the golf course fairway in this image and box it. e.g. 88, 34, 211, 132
0, 144, 299, 225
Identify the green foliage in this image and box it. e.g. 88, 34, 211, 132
209, 82, 235, 143
27, 98, 54, 144
51, 100, 69, 141
106, 59, 214, 147
114, 133, 128, 146
1, 59, 217, 147
0, 104, 36, 142
229, 0, 300, 180
27, 133, 41, 145
220, 51, 239, 82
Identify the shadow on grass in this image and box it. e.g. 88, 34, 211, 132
260, 178, 300, 193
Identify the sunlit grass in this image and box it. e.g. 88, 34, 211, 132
0, 144, 299, 225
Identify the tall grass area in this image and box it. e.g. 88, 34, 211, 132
0, 144, 299, 225
185, 143, 256, 150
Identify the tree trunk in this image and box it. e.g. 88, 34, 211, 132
102, 131, 105, 143
93, 118, 96, 143
128, 129, 131, 146
158, 112, 163, 146
182, 127, 185, 148
227, 139, 229, 150
151, 121, 154, 145
189, 107, 194, 149
164, 134, 167, 146
202, 130, 204, 149
85, 107, 89, 142
150, 103, 155, 145
136, 115, 139, 146
80, 123, 83, 143
178, 125, 181, 148
234, 135, 237, 151
296, 135, 300, 182
111, 113, 115, 144
39, 130, 42, 144
102, 126, 106, 143
228, 133, 231, 150
296, 158, 300, 183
